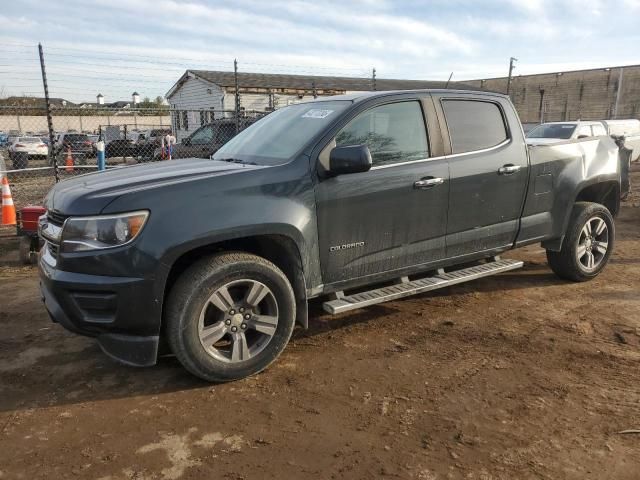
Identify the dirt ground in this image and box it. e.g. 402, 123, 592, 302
0, 172, 639, 480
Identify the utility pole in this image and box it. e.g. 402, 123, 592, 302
372, 68, 376, 91
38, 43, 58, 182
234, 58, 240, 133
613, 67, 624, 119
506, 56, 518, 96
445, 72, 454, 89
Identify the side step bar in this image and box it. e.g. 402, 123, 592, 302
322, 258, 523, 315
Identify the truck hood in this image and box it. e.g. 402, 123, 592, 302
45, 158, 268, 215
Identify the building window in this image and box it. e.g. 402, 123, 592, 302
200, 111, 206, 126
182, 111, 189, 130
172, 107, 180, 131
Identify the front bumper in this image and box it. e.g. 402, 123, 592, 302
39, 251, 160, 367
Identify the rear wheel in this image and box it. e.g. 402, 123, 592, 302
546, 202, 614, 282
166, 252, 296, 382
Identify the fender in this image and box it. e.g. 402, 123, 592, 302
534, 137, 620, 251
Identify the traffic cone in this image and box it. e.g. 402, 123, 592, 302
1, 176, 17, 226
65, 147, 74, 172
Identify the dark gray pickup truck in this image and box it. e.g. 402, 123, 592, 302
39, 90, 622, 382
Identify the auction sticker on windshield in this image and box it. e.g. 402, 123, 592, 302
302, 109, 334, 119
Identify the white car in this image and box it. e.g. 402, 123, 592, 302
8, 136, 48, 158
526, 121, 607, 145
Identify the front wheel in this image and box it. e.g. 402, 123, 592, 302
166, 252, 296, 382
546, 202, 614, 282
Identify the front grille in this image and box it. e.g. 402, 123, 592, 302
47, 210, 68, 227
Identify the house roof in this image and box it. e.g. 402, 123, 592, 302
0, 96, 75, 108
166, 70, 477, 98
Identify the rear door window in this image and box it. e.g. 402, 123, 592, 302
442, 100, 508, 154
335, 101, 429, 167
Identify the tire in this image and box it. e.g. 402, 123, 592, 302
166, 252, 296, 382
546, 202, 614, 282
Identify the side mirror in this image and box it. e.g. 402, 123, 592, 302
329, 145, 372, 175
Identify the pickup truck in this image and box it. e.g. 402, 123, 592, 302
38, 89, 622, 382
525, 120, 608, 145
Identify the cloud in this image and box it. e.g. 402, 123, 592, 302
0, 0, 638, 102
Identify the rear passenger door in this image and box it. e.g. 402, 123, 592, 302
315, 97, 450, 284
434, 95, 529, 258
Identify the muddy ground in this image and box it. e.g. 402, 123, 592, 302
0, 172, 639, 480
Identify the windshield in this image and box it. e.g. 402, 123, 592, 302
527, 123, 576, 139
213, 101, 351, 165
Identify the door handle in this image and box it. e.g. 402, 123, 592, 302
498, 164, 522, 175
414, 177, 444, 189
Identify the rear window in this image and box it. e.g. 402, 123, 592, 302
150, 129, 171, 137
64, 134, 89, 142
442, 100, 508, 154
18, 137, 42, 143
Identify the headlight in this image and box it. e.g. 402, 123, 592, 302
61, 210, 149, 253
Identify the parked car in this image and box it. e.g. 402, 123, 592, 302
525, 120, 607, 145
0, 132, 9, 147
601, 119, 640, 163
105, 138, 136, 158
39, 90, 623, 382
156, 119, 258, 160
84, 134, 99, 156
135, 128, 172, 159
8, 136, 48, 168
54, 133, 94, 165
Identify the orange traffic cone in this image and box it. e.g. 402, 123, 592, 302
1, 176, 17, 226
65, 147, 74, 172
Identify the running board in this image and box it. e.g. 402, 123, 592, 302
322, 258, 523, 315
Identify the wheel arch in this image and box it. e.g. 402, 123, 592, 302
543, 180, 620, 251
161, 233, 309, 332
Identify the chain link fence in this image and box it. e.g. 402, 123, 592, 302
0, 107, 268, 239
2, 42, 640, 259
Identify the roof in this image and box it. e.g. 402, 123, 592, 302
540, 120, 602, 125
314, 89, 505, 102
166, 70, 480, 98
0, 96, 74, 108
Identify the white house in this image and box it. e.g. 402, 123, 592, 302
165, 70, 454, 140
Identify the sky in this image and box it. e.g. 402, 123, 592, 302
1, 0, 639, 103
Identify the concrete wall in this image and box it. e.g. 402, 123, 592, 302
0, 114, 170, 135
465, 65, 640, 123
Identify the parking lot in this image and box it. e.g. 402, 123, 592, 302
0, 171, 637, 479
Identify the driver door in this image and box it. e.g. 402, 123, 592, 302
314, 97, 450, 285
